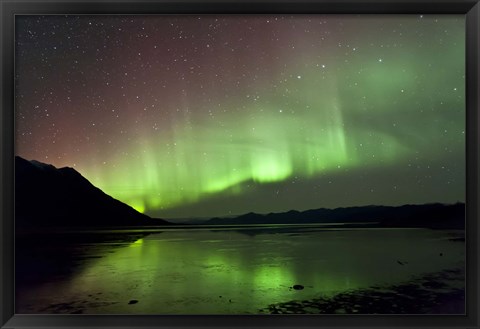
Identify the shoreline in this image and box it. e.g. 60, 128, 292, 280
260, 268, 465, 314
15, 227, 465, 315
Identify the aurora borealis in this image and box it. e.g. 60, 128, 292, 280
15, 15, 465, 219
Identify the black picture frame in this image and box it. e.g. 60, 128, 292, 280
1, 0, 479, 328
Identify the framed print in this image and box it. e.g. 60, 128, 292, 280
1, 0, 479, 329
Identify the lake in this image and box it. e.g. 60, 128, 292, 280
16, 224, 465, 314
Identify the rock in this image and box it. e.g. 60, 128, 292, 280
293, 284, 304, 290
128, 300, 138, 304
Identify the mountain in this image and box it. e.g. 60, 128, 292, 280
15, 156, 169, 228
205, 203, 465, 229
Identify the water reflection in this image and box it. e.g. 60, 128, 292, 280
16, 226, 464, 314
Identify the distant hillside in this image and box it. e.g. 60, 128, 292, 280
15, 156, 170, 228
205, 203, 465, 229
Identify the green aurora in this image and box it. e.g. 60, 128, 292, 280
15, 15, 465, 218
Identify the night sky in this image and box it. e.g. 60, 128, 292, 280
15, 15, 465, 219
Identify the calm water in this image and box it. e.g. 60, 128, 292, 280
16, 225, 465, 314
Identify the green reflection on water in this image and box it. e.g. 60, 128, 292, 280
19, 227, 464, 314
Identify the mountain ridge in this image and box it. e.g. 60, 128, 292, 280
15, 156, 170, 227
204, 202, 465, 229
15, 156, 465, 230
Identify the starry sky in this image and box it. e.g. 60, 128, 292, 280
15, 15, 465, 219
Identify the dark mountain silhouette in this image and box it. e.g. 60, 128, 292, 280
15, 156, 169, 228
205, 203, 465, 229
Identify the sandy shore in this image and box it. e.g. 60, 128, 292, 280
259, 268, 465, 314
